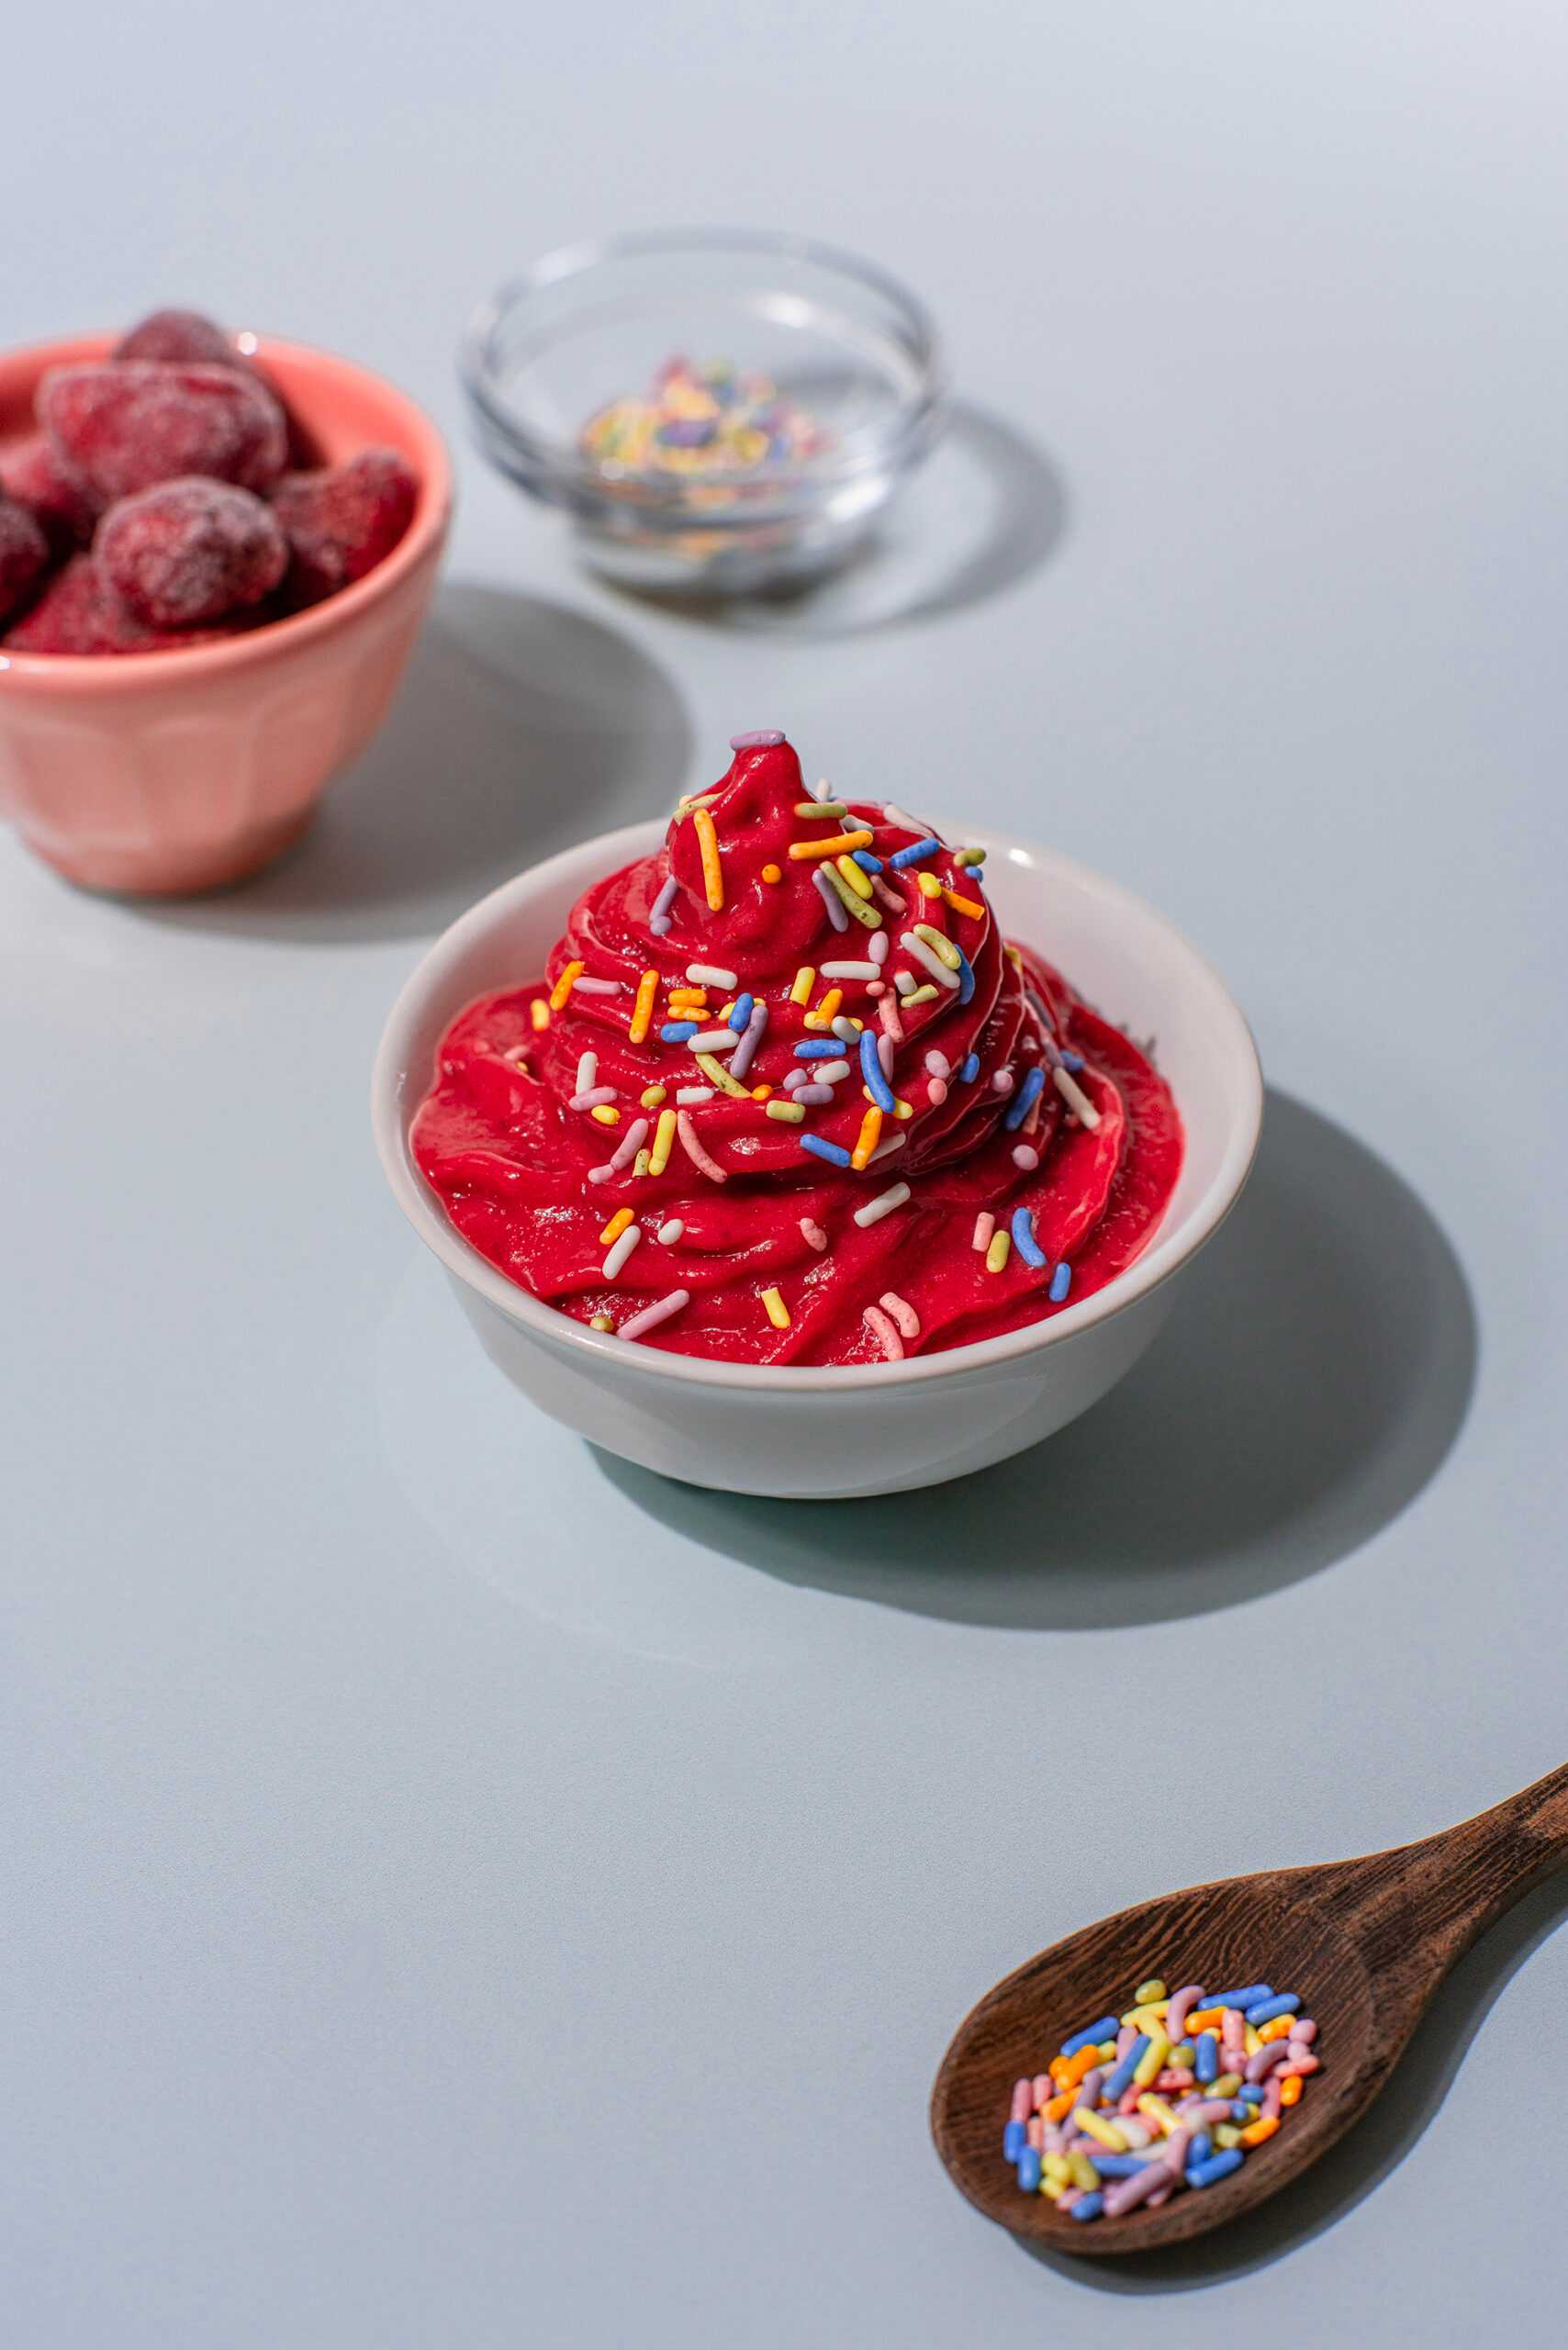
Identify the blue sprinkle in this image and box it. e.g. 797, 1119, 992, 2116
1212, 1986, 1272, 2010
1231, 2099, 1251, 2120
1070, 2192, 1104, 2222
1238, 2084, 1265, 2106
1244, 1993, 1300, 2027
959, 1052, 980, 1083
659, 1022, 698, 1043
1100, 2034, 1150, 2106
728, 993, 755, 1033
860, 1028, 897, 1113
1002, 1065, 1046, 1131
800, 1135, 852, 1169
1189, 2132, 1212, 2168
1193, 2031, 1218, 2085
1061, 1051, 1084, 1072
851, 847, 883, 872
1059, 2016, 1119, 2059
1002, 2120, 1026, 2163
1010, 1206, 1047, 1270
1088, 2153, 1156, 2178
955, 947, 976, 1005
1017, 2146, 1042, 2192
889, 835, 941, 868
1049, 1262, 1072, 1304
1186, 2149, 1245, 2190
794, 1040, 844, 1058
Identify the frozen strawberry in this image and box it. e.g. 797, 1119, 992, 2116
0, 434, 100, 553
270, 447, 417, 606
2, 553, 256, 655
115, 308, 241, 368
0, 493, 50, 623
38, 361, 288, 503
97, 477, 288, 628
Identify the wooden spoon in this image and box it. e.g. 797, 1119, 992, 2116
931, 1762, 1568, 2255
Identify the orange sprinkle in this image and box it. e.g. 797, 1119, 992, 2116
628, 968, 659, 1046
761, 862, 782, 885
1042, 2090, 1077, 2124
1185, 2009, 1227, 2035
786, 829, 873, 862
548, 959, 582, 1012
803, 986, 844, 1032
599, 1207, 633, 1246
751, 1084, 772, 1100
1062, 2044, 1101, 2089
1279, 2076, 1303, 2108
1240, 2114, 1281, 2148
1258, 2015, 1294, 2044
693, 807, 724, 911
942, 887, 986, 919
851, 1105, 883, 1169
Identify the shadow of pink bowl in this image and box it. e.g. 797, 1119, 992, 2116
0, 331, 452, 896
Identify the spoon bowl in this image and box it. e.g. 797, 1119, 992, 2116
931, 1763, 1568, 2254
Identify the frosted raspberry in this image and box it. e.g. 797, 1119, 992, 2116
115, 308, 242, 368
0, 494, 50, 623
2, 553, 258, 655
0, 434, 100, 553
38, 361, 288, 502
97, 477, 288, 628
270, 448, 417, 605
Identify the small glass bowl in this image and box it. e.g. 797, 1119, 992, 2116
460, 229, 947, 593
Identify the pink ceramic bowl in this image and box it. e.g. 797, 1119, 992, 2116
0, 331, 452, 895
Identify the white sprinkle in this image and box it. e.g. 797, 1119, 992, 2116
813, 865, 850, 931
812, 775, 836, 801
569, 1085, 618, 1110
575, 1051, 598, 1095
1054, 1065, 1103, 1129
879, 1291, 921, 1339
800, 1217, 828, 1251
571, 975, 622, 995
821, 960, 879, 980
901, 930, 960, 990
676, 1086, 714, 1104
686, 962, 737, 989
783, 1067, 812, 1091
868, 931, 890, 967
877, 1032, 895, 1079
894, 968, 917, 997
808, 1058, 852, 1085
973, 1212, 995, 1251
1013, 1143, 1040, 1170
619, 1288, 690, 1341
793, 1083, 835, 1105
883, 801, 924, 831
603, 1225, 643, 1280
689, 1028, 739, 1053
854, 1181, 911, 1228
868, 1131, 907, 1162
656, 1218, 685, 1246
924, 1050, 951, 1080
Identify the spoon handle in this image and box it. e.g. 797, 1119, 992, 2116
1338, 1761, 1568, 1982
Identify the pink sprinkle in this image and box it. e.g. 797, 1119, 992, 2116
972, 1212, 994, 1252
799, 1217, 828, 1252
1031, 2074, 1051, 2109
1012, 1143, 1038, 1170
677, 1111, 727, 1184
1221, 2009, 1245, 2055
610, 1117, 650, 1170
1246, 2042, 1292, 2083
928, 1078, 948, 1105
868, 931, 890, 966
1165, 2129, 1192, 2173
1025, 2116, 1043, 2150
1156, 2069, 1195, 2090
1293, 2019, 1318, 2046
871, 874, 903, 913
1146, 2183, 1175, 2209
1261, 2077, 1282, 2122
863, 1304, 904, 1360
991, 1067, 1014, 1095
1183, 2099, 1233, 2127
1114, 2027, 1136, 2061
879, 993, 905, 1043
1116, 2087, 1141, 2117
571, 976, 622, 994
1103, 2164, 1170, 2219
617, 1288, 690, 1341
867, 980, 886, 997
1010, 2078, 1032, 2124
879, 1291, 920, 1339
569, 1086, 617, 1110
1278, 2053, 1321, 2078
1167, 1986, 1205, 2043
878, 1031, 895, 1079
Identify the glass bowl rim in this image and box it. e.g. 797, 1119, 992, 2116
458, 225, 947, 509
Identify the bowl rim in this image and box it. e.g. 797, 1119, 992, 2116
459, 225, 947, 510
0, 330, 453, 688
372, 817, 1264, 1393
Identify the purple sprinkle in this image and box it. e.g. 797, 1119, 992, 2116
729, 730, 786, 749
650, 874, 678, 936
657, 418, 716, 447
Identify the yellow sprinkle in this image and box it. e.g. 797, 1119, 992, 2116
915, 869, 943, 898
1169, 2042, 1194, 2069
1132, 2031, 1170, 2089
793, 799, 849, 819
954, 846, 987, 867
1245, 2026, 1263, 2057
693, 807, 724, 912
1073, 2108, 1128, 2154
819, 860, 883, 928
787, 829, 874, 862
903, 984, 938, 1006
589, 1313, 614, 1332
892, 1097, 913, 1120
1211, 2072, 1243, 2098
761, 863, 782, 885
549, 959, 583, 1012
1214, 2124, 1242, 2151
1067, 2152, 1100, 2192
851, 1106, 883, 1169
1039, 2177, 1064, 2201
761, 1285, 790, 1330
649, 1108, 678, 1176
640, 1084, 666, 1109
766, 1100, 805, 1124
717, 1001, 737, 1023
633, 1148, 650, 1179
1137, 2095, 1179, 2136
985, 1231, 1012, 1274
803, 987, 843, 1032
629, 968, 659, 1045
1124, 2002, 1170, 2030
696, 1050, 751, 1100
834, 854, 873, 901
943, 887, 986, 919
599, 1207, 633, 1246
790, 966, 816, 1007
913, 922, 960, 970
589, 1104, 620, 1127
530, 999, 550, 1032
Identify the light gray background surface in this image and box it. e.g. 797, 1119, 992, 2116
5, 3, 1566, 2342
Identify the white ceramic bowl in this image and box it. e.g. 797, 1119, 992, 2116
372, 821, 1262, 1498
